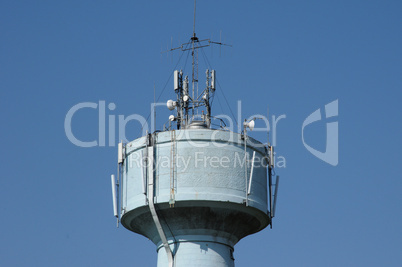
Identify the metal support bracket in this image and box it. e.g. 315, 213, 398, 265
147, 136, 174, 267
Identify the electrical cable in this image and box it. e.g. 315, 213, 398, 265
138, 42, 191, 136
200, 46, 238, 127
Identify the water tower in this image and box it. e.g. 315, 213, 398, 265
110, 5, 279, 267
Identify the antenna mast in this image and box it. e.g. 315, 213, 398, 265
163, 0, 231, 129
193, 0, 196, 35
191, 0, 198, 117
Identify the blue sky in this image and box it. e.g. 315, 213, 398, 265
1, 1, 401, 266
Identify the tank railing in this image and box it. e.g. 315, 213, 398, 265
162, 115, 228, 131
187, 114, 206, 124
209, 116, 228, 130
163, 120, 173, 131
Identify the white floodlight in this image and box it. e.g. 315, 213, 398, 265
167, 100, 176, 111
183, 95, 189, 102
244, 120, 255, 131
169, 115, 176, 121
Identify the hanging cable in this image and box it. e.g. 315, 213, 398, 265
138, 42, 191, 136
199, 46, 238, 127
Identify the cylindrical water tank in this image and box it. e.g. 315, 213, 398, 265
120, 129, 270, 266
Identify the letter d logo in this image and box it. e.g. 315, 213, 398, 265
302, 100, 338, 166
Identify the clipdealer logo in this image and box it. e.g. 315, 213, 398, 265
64, 99, 339, 167
302, 99, 339, 166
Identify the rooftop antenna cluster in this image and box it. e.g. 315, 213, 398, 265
164, 0, 231, 129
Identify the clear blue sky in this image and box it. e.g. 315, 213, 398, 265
1, 1, 401, 266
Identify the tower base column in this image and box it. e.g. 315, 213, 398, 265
157, 237, 235, 267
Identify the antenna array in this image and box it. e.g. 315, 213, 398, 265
163, 1, 231, 129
